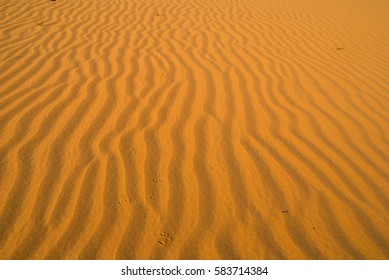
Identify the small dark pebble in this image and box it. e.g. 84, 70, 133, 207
282, 210, 289, 214
336, 48, 344, 50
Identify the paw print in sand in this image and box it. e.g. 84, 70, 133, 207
158, 232, 172, 246
118, 195, 131, 205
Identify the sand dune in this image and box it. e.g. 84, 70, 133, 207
0, 0, 388, 259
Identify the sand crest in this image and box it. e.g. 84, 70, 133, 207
0, 0, 388, 259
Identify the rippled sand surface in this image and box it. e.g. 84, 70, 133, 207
1, 0, 389, 259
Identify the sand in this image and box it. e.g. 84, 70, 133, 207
0, 0, 388, 260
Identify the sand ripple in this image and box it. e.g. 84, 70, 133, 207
1, 0, 388, 259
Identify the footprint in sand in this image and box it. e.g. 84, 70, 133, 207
149, 194, 158, 200
129, 147, 137, 160
118, 195, 131, 205
158, 232, 172, 246
152, 173, 162, 183
130, 147, 137, 155
35, 16, 46, 27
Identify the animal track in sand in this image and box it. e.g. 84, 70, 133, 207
129, 147, 137, 158
35, 16, 46, 27
118, 195, 131, 205
158, 110, 166, 117
149, 191, 158, 200
152, 173, 162, 183
158, 73, 166, 81
158, 232, 172, 246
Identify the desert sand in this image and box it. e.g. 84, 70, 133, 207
0, 0, 388, 259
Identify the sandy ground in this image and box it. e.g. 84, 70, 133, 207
0, 0, 388, 259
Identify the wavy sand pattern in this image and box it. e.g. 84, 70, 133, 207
0, 0, 388, 259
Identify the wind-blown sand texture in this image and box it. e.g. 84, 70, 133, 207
1, 0, 389, 260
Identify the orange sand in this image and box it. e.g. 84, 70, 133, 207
0, 0, 388, 259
